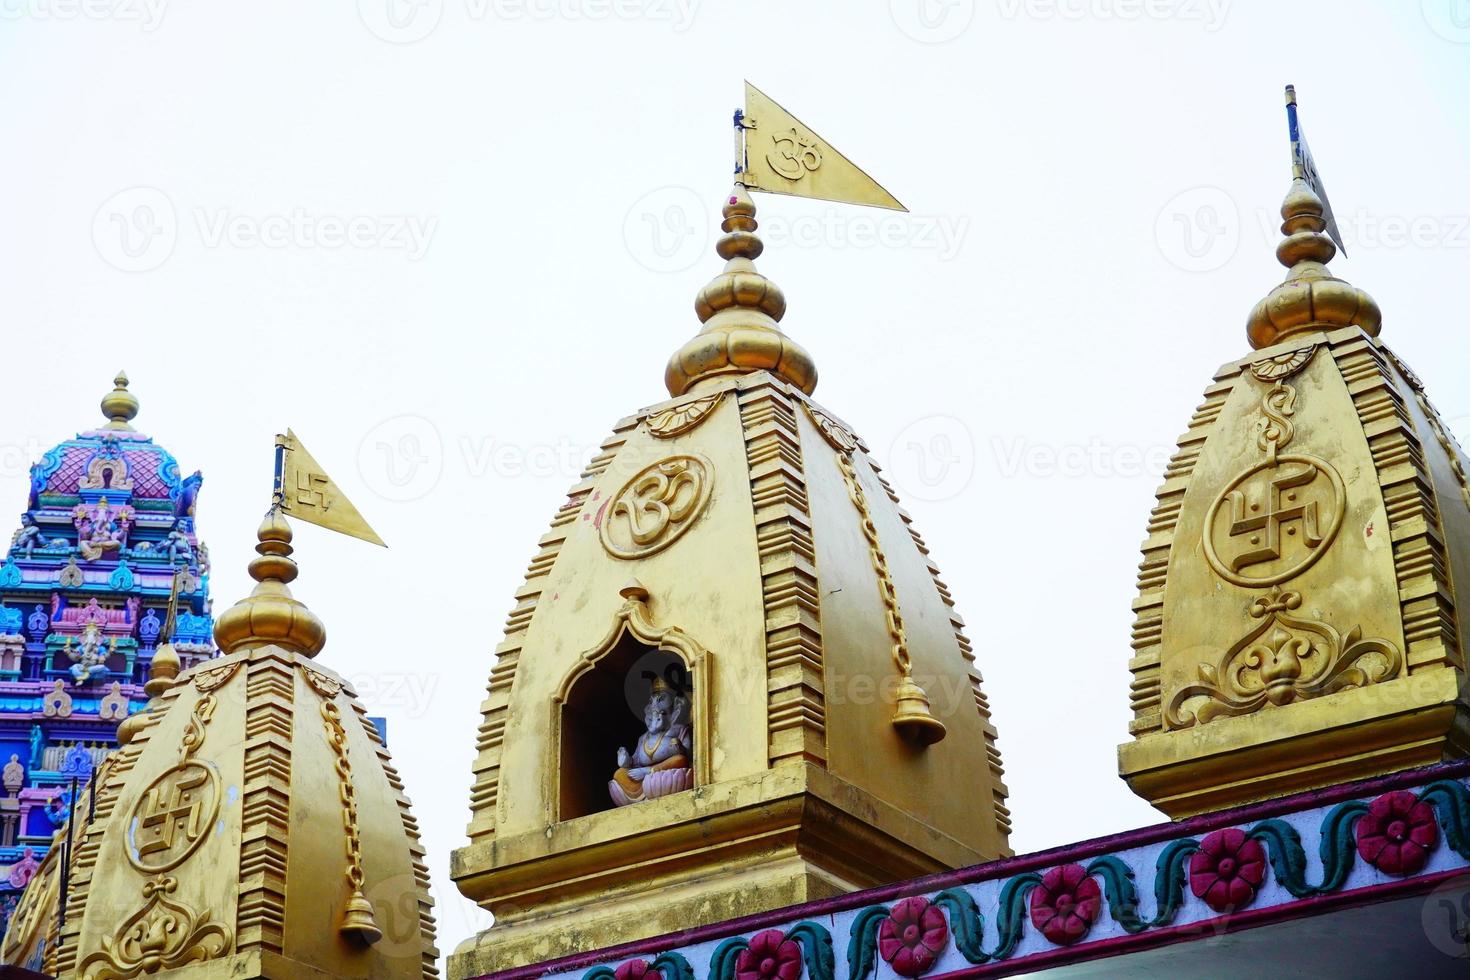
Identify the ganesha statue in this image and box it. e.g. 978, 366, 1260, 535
609, 676, 693, 807
66, 624, 111, 685
73, 498, 133, 562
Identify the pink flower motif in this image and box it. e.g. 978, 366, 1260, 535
614, 960, 661, 980
1356, 790, 1439, 876
877, 897, 948, 977
1188, 828, 1267, 912
735, 930, 803, 980
1029, 864, 1101, 946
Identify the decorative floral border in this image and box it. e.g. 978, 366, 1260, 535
532, 771, 1470, 980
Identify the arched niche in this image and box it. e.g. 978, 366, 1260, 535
552, 583, 711, 822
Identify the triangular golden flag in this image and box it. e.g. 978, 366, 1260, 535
276, 429, 386, 547
738, 81, 906, 212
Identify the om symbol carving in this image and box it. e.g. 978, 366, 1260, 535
767, 128, 822, 181
1204, 454, 1345, 587
600, 455, 713, 560
126, 761, 220, 873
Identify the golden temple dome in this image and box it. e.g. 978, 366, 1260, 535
99, 370, 140, 431
1120, 168, 1470, 817
452, 187, 1008, 976
3, 511, 439, 978
1245, 179, 1381, 349
664, 184, 817, 396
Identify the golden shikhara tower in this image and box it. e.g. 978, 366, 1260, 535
450, 186, 1009, 976
1119, 174, 1470, 816
3, 511, 439, 978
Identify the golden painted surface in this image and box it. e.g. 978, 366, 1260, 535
452, 190, 1007, 976
1120, 177, 1470, 817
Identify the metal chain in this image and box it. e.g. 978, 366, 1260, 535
835, 450, 913, 678
320, 700, 365, 894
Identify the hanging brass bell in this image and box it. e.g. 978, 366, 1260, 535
891, 675, 947, 746
340, 889, 382, 946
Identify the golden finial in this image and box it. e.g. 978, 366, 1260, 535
99, 371, 139, 430
1246, 88, 1380, 349
664, 185, 817, 397
213, 508, 327, 657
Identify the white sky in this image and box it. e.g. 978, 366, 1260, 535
3, 0, 1469, 967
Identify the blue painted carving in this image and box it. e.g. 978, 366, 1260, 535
26, 605, 48, 638
28, 445, 64, 499
139, 607, 161, 644
108, 561, 135, 591
173, 611, 213, 644
43, 784, 74, 828
0, 607, 19, 634
59, 743, 93, 778
176, 469, 202, 516
0, 562, 19, 588
159, 450, 182, 501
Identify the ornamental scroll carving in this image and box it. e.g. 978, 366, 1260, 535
78, 876, 232, 980
1166, 589, 1402, 729
1203, 346, 1345, 588
802, 402, 858, 454
646, 392, 725, 439
599, 455, 713, 560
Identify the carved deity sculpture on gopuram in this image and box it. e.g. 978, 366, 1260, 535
1119, 121, 1470, 816
448, 88, 1011, 976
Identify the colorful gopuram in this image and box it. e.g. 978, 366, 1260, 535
0, 374, 213, 936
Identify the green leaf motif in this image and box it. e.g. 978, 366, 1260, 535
1421, 780, 1470, 859
1247, 819, 1314, 898
932, 888, 987, 964
707, 937, 749, 980
989, 873, 1043, 962
650, 951, 695, 980
847, 905, 890, 980
1084, 855, 1147, 934
1315, 801, 1368, 894
787, 921, 835, 980
1150, 838, 1199, 926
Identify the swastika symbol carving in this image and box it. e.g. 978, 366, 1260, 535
1204, 453, 1345, 587
293, 470, 334, 510
128, 761, 219, 873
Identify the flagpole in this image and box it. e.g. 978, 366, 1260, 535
732, 106, 752, 186
271, 434, 288, 514
1285, 84, 1303, 179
